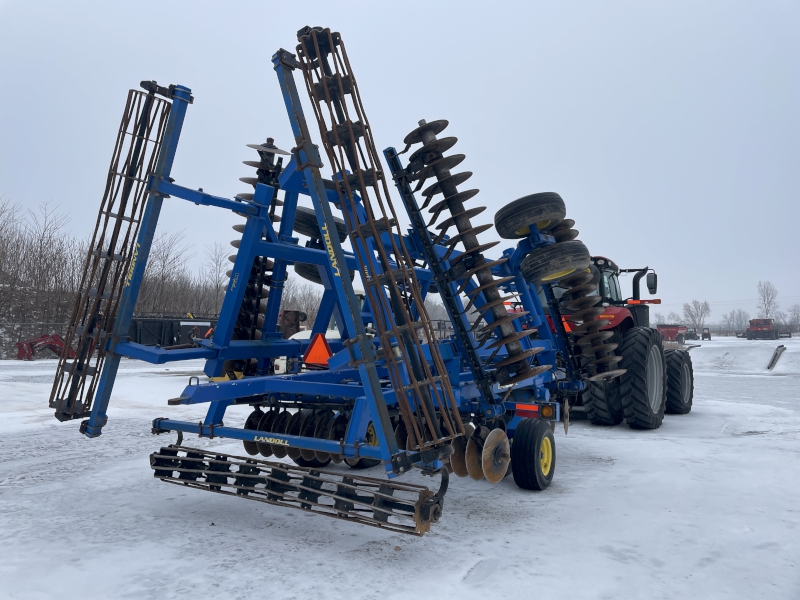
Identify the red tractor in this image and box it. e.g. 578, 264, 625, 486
547, 256, 694, 428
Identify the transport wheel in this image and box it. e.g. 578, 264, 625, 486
511, 419, 555, 491
520, 240, 591, 284
581, 380, 624, 425
345, 422, 381, 469
664, 349, 694, 414
494, 192, 566, 239
619, 327, 667, 429
293, 206, 348, 242
294, 262, 356, 285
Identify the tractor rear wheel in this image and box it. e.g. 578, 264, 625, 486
619, 327, 667, 429
664, 349, 694, 414
520, 240, 591, 284
494, 192, 566, 239
582, 380, 624, 425
293, 206, 348, 242
511, 419, 555, 490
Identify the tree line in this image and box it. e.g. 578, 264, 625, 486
0, 198, 325, 357
652, 280, 800, 333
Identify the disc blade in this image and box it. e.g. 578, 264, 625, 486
242, 409, 263, 456
284, 410, 306, 460
256, 411, 276, 457
328, 414, 348, 463
247, 143, 290, 155
465, 438, 484, 481
450, 423, 473, 478
482, 429, 511, 484
314, 409, 335, 462
299, 411, 319, 461
270, 411, 291, 458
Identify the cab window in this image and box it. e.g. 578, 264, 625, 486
600, 273, 622, 302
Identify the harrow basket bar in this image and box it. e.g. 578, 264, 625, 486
296, 27, 464, 451
151, 446, 445, 536
50, 88, 171, 420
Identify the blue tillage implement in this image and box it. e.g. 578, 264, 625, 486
48, 27, 610, 535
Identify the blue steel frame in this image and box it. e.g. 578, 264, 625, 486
83, 68, 589, 475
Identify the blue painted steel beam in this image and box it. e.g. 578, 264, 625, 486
82, 85, 193, 438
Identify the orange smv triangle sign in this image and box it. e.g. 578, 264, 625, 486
303, 333, 333, 367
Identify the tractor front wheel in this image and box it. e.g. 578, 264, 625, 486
619, 327, 667, 429
511, 419, 555, 490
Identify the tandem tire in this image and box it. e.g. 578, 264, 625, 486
664, 349, 694, 414
494, 192, 567, 239
293, 206, 348, 242
619, 327, 667, 429
520, 240, 591, 284
581, 380, 624, 426
511, 419, 555, 490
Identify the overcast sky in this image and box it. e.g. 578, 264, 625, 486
1, 0, 798, 320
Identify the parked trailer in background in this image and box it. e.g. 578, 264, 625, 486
747, 318, 780, 340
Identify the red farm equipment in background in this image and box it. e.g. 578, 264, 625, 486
17, 334, 76, 361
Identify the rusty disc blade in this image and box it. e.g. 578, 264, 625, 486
482, 429, 511, 484
450, 423, 473, 477
466, 437, 484, 481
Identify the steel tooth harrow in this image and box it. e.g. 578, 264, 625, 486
400, 119, 538, 386
295, 26, 464, 451
49, 86, 172, 422
151, 446, 447, 536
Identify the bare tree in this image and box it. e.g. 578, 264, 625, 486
757, 281, 779, 318
721, 311, 736, 331
652, 311, 665, 325
682, 300, 711, 329
788, 304, 800, 333
667, 311, 683, 324
281, 276, 324, 327
734, 309, 751, 331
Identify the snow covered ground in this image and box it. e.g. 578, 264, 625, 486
1, 338, 798, 599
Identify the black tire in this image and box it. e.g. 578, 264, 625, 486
494, 192, 566, 239
520, 240, 591, 284
293, 206, 348, 242
511, 419, 555, 490
582, 380, 624, 425
664, 349, 693, 414
294, 262, 356, 285
619, 327, 667, 429
676, 333, 685, 345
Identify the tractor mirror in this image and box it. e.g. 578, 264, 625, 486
646, 272, 658, 295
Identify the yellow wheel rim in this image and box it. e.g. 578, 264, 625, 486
365, 422, 379, 446
540, 436, 553, 476
540, 267, 576, 282
513, 220, 552, 237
